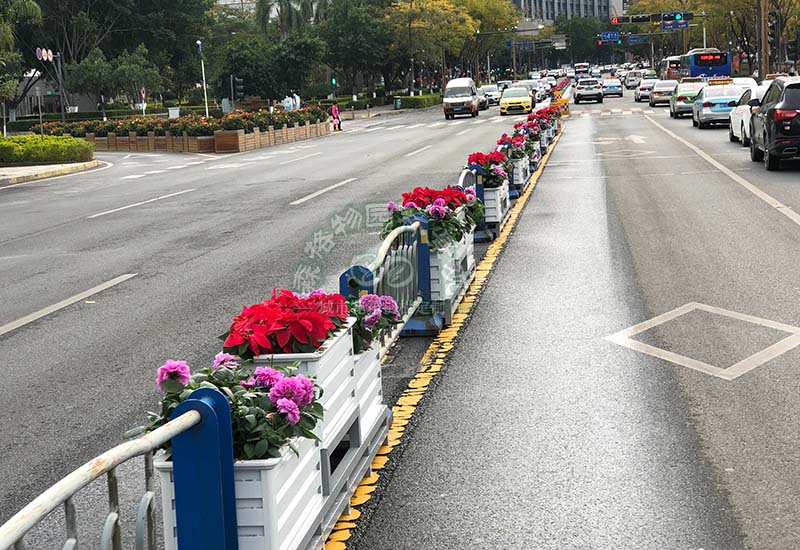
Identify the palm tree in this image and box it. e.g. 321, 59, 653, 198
256, 0, 331, 35
0, 0, 41, 50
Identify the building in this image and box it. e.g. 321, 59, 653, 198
512, 0, 623, 22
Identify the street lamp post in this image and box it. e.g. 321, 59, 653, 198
196, 39, 209, 118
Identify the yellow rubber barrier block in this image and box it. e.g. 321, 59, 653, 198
334, 522, 357, 530
328, 530, 351, 542
338, 509, 361, 521
325, 541, 347, 550
371, 456, 389, 469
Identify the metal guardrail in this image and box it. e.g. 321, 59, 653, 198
457, 167, 478, 189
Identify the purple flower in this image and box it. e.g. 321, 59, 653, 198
240, 377, 256, 389
276, 398, 301, 425
364, 308, 382, 328
402, 201, 416, 209
432, 198, 446, 207
387, 201, 400, 212
253, 367, 284, 389
213, 352, 239, 369
426, 204, 450, 219
359, 294, 382, 312
269, 375, 315, 408
464, 186, 475, 195
156, 360, 191, 392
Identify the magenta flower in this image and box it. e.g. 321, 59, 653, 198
432, 198, 446, 207
403, 201, 416, 209
276, 398, 301, 425
359, 294, 382, 312
364, 308, 382, 328
380, 295, 399, 317
213, 352, 239, 369
426, 204, 450, 219
269, 375, 315, 408
387, 201, 400, 212
240, 377, 256, 390
253, 367, 284, 389
156, 360, 191, 392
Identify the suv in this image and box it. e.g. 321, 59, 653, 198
574, 78, 603, 104
442, 77, 480, 119
749, 76, 800, 170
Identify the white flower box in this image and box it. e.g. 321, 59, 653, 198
511, 157, 529, 190
253, 318, 357, 447
353, 346, 384, 437
483, 179, 509, 224
430, 223, 474, 302
155, 437, 323, 550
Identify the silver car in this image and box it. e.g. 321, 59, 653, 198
649, 80, 678, 107
634, 79, 657, 102
692, 85, 744, 128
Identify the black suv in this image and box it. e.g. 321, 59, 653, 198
749, 76, 800, 171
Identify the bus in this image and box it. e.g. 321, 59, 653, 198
574, 62, 590, 79
658, 56, 682, 79
679, 48, 731, 78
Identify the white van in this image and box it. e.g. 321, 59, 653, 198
625, 70, 643, 89
443, 77, 480, 120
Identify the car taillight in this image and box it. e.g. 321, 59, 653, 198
639, 86, 646, 91
577, 86, 584, 89
595, 85, 602, 89
750, 106, 758, 114
676, 95, 687, 101
775, 109, 799, 121
702, 101, 714, 108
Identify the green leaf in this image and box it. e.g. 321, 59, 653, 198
221, 386, 235, 401
124, 425, 147, 439
244, 443, 255, 459
159, 379, 186, 394
254, 439, 269, 457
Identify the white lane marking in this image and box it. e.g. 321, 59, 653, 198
0, 274, 137, 337
364, 127, 384, 132
87, 189, 196, 219
386, 125, 406, 130
644, 110, 655, 114
600, 112, 611, 116
186, 161, 206, 166
611, 108, 622, 113
456, 129, 472, 136
471, 119, 486, 125
166, 165, 187, 170
450, 120, 465, 126
146, 170, 166, 175
121, 175, 146, 180
428, 122, 446, 128
491, 117, 506, 123
622, 111, 632, 115
206, 162, 255, 170
645, 115, 800, 228
403, 145, 433, 158
406, 123, 426, 129
197, 153, 221, 159
279, 152, 322, 165
290, 178, 358, 206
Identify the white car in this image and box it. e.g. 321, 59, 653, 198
729, 85, 768, 146
634, 79, 657, 102
733, 77, 758, 91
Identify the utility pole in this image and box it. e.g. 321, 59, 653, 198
196, 39, 209, 118
512, 40, 517, 77
759, 0, 769, 77
54, 52, 66, 122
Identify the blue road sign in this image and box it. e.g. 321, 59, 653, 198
601, 31, 619, 41
627, 35, 650, 45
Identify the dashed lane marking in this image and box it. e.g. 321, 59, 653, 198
290, 178, 358, 205
145, 170, 166, 175
456, 129, 472, 136
87, 189, 196, 219
403, 145, 432, 158
165, 165, 187, 170
406, 123, 426, 129
121, 175, 146, 180
279, 153, 322, 165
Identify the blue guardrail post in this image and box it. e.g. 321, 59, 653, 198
171, 387, 238, 550
339, 265, 374, 299
400, 213, 443, 335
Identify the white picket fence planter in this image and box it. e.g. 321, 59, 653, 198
253, 318, 357, 447
353, 346, 384, 437
156, 437, 323, 550
511, 157, 530, 190
483, 179, 510, 224
430, 225, 476, 302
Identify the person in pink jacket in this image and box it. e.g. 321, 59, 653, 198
331, 101, 341, 131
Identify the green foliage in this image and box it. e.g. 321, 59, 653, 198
113, 44, 162, 101
65, 48, 114, 106
396, 93, 442, 108
0, 50, 23, 100
0, 135, 94, 164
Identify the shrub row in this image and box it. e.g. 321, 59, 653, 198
0, 135, 95, 164
35, 107, 329, 138
396, 94, 443, 109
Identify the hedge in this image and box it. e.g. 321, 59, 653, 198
0, 135, 95, 164
396, 94, 442, 108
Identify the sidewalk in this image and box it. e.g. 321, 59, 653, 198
0, 160, 100, 187
351, 124, 744, 549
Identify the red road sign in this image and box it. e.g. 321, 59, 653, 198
35, 47, 42, 61
46, 49, 53, 63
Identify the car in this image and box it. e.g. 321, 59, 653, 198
669, 81, 705, 118
732, 77, 758, 91
634, 79, 657, 102
649, 80, 678, 106
625, 70, 643, 89
481, 84, 501, 105
602, 78, 623, 97
442, 77, 480, 119
499, 86, 533, 115
729, 85, 768, 145
749, 76, 800, 170
566, 69, 575, 78
691, 84, 744, 128
508, 82, 535, 99
591, 70, 602, 78
476, 87, 489, 110
497, 80, 512, 91
574, 78, 603, 104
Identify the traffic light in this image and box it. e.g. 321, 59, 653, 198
331, 76, 337, 87
611, 16, 619, 25
662, 11, 688, 23
617, 39, 623, 45
234, 77, 245, 100
768, 12, 779, 52
597, 40, 603, 46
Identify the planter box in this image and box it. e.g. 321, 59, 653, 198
189, 135, 215, 153
483, 179, 509, 224
155, 437, 323, 550
511, 157, 529, 190
540, 133, 550, 153
430, 225, 475, 302
253, 318, 357, 447
353, 347, 384, 439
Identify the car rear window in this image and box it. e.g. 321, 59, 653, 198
503, 88, 529, 98
678, 83, 704, 92
445, 87, 471, 98
782, 86, 800, 108
706, 86, 743, 98
655, 81, 678, 89
483, 85, 498, 92
580, 80, 598, 86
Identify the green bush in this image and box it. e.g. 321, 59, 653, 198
0, 135, 94, 164
396, 94, 442, 109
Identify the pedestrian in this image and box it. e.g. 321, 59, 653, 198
293, 91, 301, 110
331, 101, 341, 131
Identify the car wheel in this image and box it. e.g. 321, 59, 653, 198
598, 98, 603, 103
729, 124, 739, 142
669, 109, 675, 118
749, 133, 764, 161
698, 120, 707, 129
764, 141, 780, 170
500, 112, 506, 116
574, 99, 580, 104
649, 100, 654, 107
741, 125, 750, 147
692, 114, 698, 127
475, 109, 480, 117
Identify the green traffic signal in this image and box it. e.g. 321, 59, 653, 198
617, 39, 622, 44
332, 77, 337, 86
675, 12, 683, 20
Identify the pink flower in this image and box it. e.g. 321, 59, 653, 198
359, 294, 382, 312
240, 377, 256, 389
213, 352, 239, 369
364, 308, 382, 327
276, 398, 300, 425
380, 296, 400, 318
387, 201, 400, 212
269, 375, 315, 408
156, 359, 191, 392
253, 367, 284, 389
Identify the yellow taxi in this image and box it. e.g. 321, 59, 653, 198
499, 87, 533, 115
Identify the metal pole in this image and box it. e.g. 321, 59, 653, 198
55, 53, 65, 122
759, 0, 769, 77
197, 40, 209, 118
703, 23, 707, 48
36, 87, 43, 141
2, 102, 6, 138
230, 74, 235, 110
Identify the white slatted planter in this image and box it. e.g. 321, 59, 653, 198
353, 346, 384, 437
156, 437, 323, 550
511, 157, 530, 190
483, 179, 510, 224
430, 225, 475, 302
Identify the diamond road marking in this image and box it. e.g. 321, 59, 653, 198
605, 302, 800, 381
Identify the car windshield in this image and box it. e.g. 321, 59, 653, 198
604, 80, 620, 85
503, 88, 529, 98
579, 80, 598, 86
483, 85, 498, 92
655, 81, 678, 89
783, 86, 800, 108
477, 88, 486, 96
678, 83, 704, 92
445, 87, 471, 98
706, 86, 743, 98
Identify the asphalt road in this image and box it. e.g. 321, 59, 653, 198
0, 103, 526, 545
353, 93, 800, 550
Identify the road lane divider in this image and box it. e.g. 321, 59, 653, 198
325, 128, 566, 550
645, 115, 800, 228
403, 145, 432, 158
87, 189, 196, 219
0, 273, 137, 337
290, 178, 358, 206
279, 152, 322, 165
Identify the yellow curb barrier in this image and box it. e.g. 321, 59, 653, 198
326, 127, 565, 548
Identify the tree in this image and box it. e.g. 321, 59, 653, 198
459, 0, 518, 83
0, 49, 22, 99
0, 0, 41, 50
113, 44, 161, 105
65, 47, 113, 113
